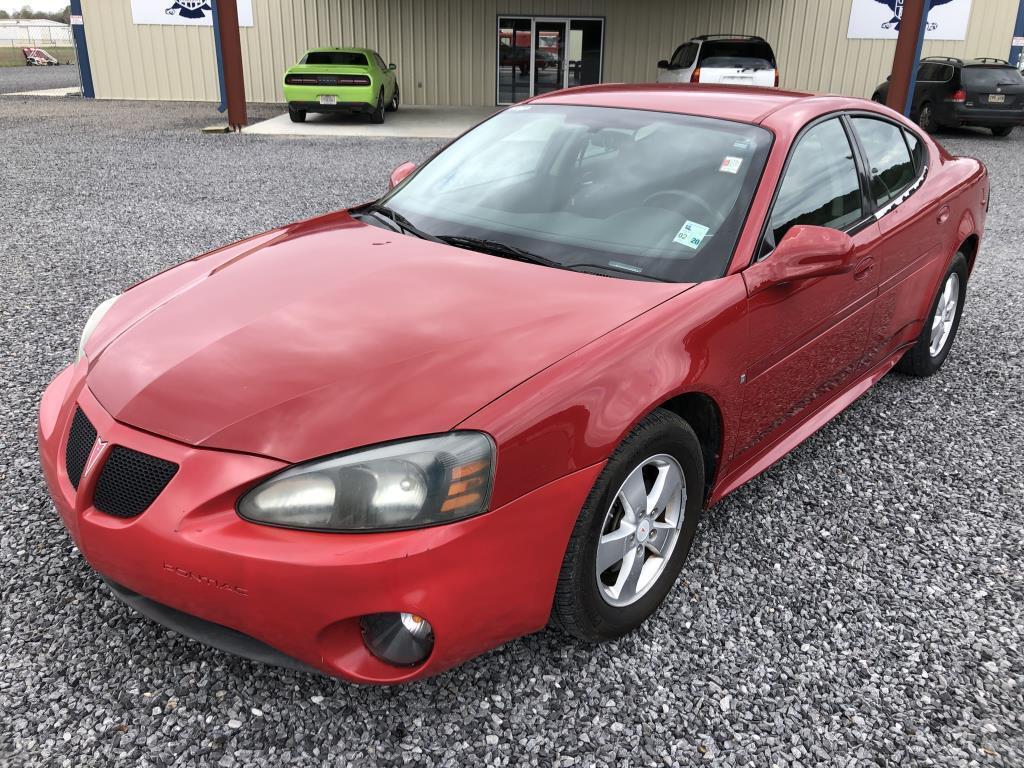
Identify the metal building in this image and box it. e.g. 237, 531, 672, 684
77, 0, 1021, 105
0, 19, 73, 46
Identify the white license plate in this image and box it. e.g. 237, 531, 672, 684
988, 94, 1005, 104
319, 95, 337, 105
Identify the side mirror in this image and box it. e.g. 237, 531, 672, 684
886, 74, 892, 81
388, 161, 417, 190
747, 225, 857, 294
657, 59, 669, 69
389, 63, 397, 70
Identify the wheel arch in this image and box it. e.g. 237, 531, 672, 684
959, 232, 980, 275
655, 391, 723, 505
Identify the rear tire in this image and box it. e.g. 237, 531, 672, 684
895, 252, 968, 377
369, 90, 386, 124
288, 106, 306, 123
551, 409, 704, 642
917, 102, 936, 133
991, 126, 1014, 137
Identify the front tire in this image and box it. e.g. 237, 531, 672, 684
288, 106, 306, 123
386, 85, 400, 112
896, 252, 967, 377
551, 409, 704, 642
991, 126, 1014, 137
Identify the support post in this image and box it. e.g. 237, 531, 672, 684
1011, 0, 1024, 70
886, 0, 929, 116
213, 0, 247, 130
69, 0, 94, 99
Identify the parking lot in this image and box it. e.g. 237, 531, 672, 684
1, 80, 1021, 766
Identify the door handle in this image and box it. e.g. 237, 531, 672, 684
853, 256, 875, 280
937, 205, 950, 224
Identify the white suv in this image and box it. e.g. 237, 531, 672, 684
656, 35, 778, 88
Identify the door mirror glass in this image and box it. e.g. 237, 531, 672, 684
389, 63, 397, 70
388, 161, 417, 190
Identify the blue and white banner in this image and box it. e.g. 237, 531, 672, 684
130, 0, 254, 27
847, 0, 972, 40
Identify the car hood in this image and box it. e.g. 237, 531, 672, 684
87, 212, 687, 463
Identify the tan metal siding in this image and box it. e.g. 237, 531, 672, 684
81, 0, 219, 101
82, 0, 1021, 106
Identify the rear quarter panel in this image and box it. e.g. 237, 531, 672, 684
867, 135, 987, 362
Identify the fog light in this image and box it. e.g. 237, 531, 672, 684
360, 612, 434, 667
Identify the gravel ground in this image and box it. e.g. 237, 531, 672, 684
1, 96, 1021, 767
0, 65, 80, 95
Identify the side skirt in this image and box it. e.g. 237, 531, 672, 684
707, 345, 911, 506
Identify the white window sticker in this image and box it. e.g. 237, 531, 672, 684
719, 156, 743, 174
673, 220, 710, 249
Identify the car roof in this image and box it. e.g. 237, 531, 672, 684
531, 83, 827, 125
305, 47, 374, 55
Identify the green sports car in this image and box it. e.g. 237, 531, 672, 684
283, 47, 399, 124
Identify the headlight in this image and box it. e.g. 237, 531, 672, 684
237, 432, 496, 532
76, 296, 119, 362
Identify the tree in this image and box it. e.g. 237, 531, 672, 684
0, 11, 9, 19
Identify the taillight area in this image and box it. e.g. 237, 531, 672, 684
690, 67, 701, 83
285, 73, 371, 86
946, 89, 967, 103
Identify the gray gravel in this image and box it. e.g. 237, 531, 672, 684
1, 97, 1022, 767
0, 64, 80, 95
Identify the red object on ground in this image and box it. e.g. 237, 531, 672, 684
39, 84, 988, 683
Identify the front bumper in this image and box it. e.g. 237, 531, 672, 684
38, 364, 602, 684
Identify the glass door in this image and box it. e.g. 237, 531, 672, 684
532, 19, 568, 97
496, 17, 604, 104
497, 17, 532, 105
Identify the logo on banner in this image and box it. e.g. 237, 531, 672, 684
873, 0, 955, 32
166, 0, 212, 20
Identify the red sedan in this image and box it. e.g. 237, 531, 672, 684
38, 84, 987, 684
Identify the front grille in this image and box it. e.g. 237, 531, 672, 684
93, 446, 178, 519
285, 73, 371, 86
65, 407, 97, 489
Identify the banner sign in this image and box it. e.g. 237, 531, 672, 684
131, 0, 254, 27
847, 0, 972, 40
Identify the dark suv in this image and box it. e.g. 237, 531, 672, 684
873, 57, 1024, 137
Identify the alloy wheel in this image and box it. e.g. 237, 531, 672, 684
595, 454, 686, 607
929, 272, 960, 357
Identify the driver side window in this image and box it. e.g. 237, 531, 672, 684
768, 118, 863, 249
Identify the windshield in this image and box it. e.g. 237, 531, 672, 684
376, 104, 772, 283
962, 66, 1024, 89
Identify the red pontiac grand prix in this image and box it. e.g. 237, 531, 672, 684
39, 84, 987, 684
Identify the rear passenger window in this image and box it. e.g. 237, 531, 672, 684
670, 43, 697, 68
904, 129, 926, 173
851, 117, 916, 206
768, 118, 863, 247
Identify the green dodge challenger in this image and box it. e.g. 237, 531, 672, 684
283, 47, 399, 124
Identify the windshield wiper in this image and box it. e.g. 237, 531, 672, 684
436, 235, 564, 269
353, 203, 444, 243
567, 263, 669, 282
